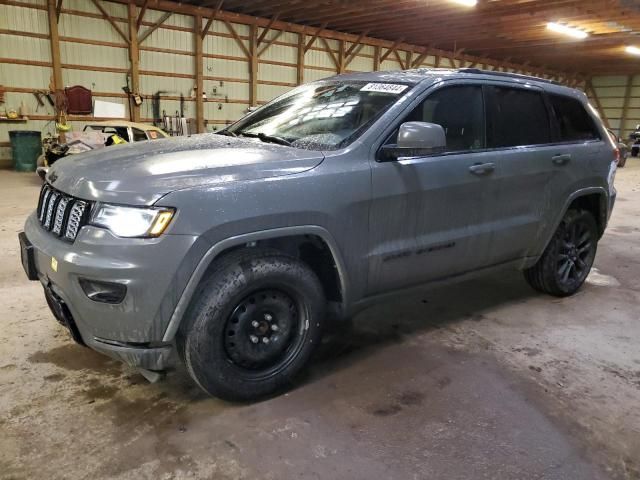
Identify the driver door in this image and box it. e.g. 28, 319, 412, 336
367, 84, 502, 295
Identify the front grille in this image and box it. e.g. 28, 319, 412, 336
36, 184, 91, 242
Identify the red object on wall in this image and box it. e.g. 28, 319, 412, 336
65, 85, 92, 114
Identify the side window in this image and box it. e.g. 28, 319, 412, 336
132, 128, 147, 142
401, 85, 485, 152
548, 94, 600, 142
485, 86, 551, 148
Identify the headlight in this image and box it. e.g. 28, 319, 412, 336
90, 203, 175, 238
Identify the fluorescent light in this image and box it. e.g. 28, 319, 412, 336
626, 46, 640, 56
547, 22, 588, 39
450, 0, 477, 6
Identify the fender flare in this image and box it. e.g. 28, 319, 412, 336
162, 225, 350, 342
533, 186, 609, 261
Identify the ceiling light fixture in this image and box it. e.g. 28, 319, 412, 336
450, 0, 477, 6
547, 22, 588, 39
626, 45, 640, 56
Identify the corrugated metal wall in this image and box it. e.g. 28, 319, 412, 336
588, 75, 640, 140
0, 0, 590, 168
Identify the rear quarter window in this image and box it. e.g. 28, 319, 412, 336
548, 94, 600, 142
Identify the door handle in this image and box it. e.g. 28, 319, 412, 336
552, 154, 571, 165
468, 162, 496, 175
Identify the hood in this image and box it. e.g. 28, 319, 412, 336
47, 134, 325, 205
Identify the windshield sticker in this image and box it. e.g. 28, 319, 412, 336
360, 83, 408, 94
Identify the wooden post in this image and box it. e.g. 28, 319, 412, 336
127, 1, 140, 122
249, 24, 258, 107
373, 45, 381, 71
47, 0, 65, 140
297, 31, 305, 85
338, 40, 345, 73
195, 14, 204, 133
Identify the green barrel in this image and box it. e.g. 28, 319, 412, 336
9, 131, 42, 172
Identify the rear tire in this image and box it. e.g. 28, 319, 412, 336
524, 209, 598, 297
177, 249, 325, 401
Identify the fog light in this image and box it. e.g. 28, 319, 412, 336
79, 278, 127, 304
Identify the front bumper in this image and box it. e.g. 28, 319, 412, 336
22, 212, 198, 370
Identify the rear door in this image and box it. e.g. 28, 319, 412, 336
479, 83, 559, 265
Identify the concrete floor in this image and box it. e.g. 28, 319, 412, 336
0, 163, 639, 480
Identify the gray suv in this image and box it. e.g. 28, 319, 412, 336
19, 69, 617, 401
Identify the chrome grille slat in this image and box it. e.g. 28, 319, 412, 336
44, 192, 60, 229
39, 187, 52, 222
36, 184, 91, 242
52, 197, 70, 235
64, 200, 87, 241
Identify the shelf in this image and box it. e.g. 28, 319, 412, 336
0, 117, 29, 123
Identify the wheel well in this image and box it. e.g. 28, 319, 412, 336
569, 193, 606, 236
217, 235, 343, 302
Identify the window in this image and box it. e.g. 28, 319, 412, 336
132, 128, 148, 142
548, 94, 600, 142
485, 86, 551, 148
400, 85, 485, 152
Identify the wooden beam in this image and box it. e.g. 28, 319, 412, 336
585, 78, 610, 129
320, 36, 339, 71
91, 0, 130, 44
47, 0, 65, 140
249, 24, 258, 106
344, 30, 368, 58
304, 22, 328, 53
136, 0, 149, 29
379, 38, 403, 64
344, 43, 365, 69
138, 11, 172, 44
392, 49, 404, 69
343, 31, 368, 70
127, 1, 141, 122
258, 29, 284, 57
223, 20, 251, 58
373, 45, 381, 71
337, 40, 346, 73
619, 75, 633, 138
297, 32, 304, 84
257, 13, 279, 46
55, 0, 63, 23
201, 0, 223, 39
195, 14, 204, 133
102, 0, 575, 81
411, 48, 430, 68
405, 49, 413, 70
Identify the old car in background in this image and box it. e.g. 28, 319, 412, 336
37, 121, 169, 180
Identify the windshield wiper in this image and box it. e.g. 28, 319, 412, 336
216, 129, 237, 137
237, 131, 292, 147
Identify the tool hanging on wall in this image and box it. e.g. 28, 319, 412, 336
122, 75, 142, 121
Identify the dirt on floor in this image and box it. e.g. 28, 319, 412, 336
0, 162, 639, 480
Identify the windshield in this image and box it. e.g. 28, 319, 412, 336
226, 81, 413, 150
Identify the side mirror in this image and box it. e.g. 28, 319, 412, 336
379, 121, 446, 161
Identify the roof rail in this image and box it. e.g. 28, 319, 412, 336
458, 68, 562, 86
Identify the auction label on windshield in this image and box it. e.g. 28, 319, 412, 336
360, 83, 408, 94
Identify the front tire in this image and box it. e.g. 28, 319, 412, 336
177, 249, 325, 401
524, 209, 598, 297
